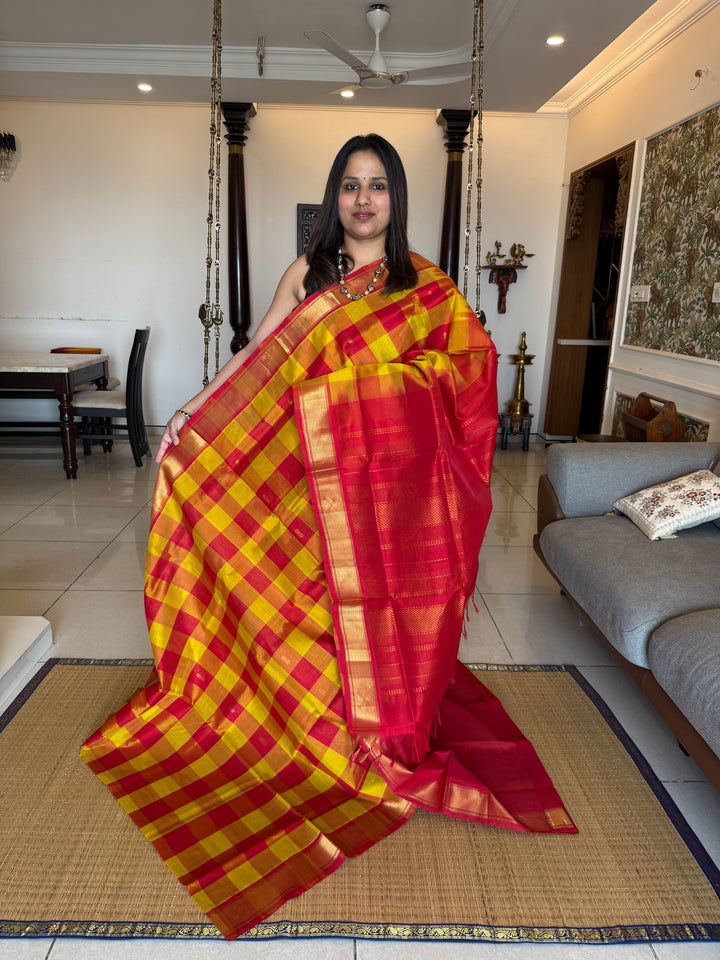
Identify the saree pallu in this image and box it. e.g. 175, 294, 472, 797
81, 254, 576, 941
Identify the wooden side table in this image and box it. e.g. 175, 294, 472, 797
500, 412, 533, 451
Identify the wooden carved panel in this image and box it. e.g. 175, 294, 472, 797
564, 171, 591, 240
297, 204, 321, 257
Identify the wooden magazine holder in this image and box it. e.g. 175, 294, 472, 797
621, 393, 685, 442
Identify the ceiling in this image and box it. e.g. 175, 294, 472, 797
0, 0, 661, 112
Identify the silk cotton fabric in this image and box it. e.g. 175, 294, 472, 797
81, 254, 576, 940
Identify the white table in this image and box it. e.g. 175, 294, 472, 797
0, 352, 110, 478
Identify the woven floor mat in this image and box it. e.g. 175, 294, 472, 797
1, 659, 718, 943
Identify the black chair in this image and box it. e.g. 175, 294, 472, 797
73, 327, 151, 467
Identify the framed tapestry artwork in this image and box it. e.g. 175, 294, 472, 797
623, 102, 720, 361
297, 204, 321, 257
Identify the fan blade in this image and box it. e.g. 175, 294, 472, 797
304, 30, 371, 76
398, 63, 471, 84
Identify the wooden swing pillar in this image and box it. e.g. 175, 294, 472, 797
221, 102, 256, 354
436, 109, 473, 285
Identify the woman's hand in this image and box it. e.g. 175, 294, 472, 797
156, 411, 190, 463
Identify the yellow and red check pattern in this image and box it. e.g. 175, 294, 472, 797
81, 256, 574, 940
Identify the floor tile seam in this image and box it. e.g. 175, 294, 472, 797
44, 488, 156, 505
479, 544, 543, 551
502, 505, 537, 519
0, 497, 153, 545
476, 593, 517, 664
110, 501, 152, 545
660, 775, 711, 785
493, 475, 543, 488
0, 506, 43, 537
475, 582, 556, 594
0, 496, 53, 510
492, 485, 538, 496
64, 586, 146, 594
509, 476, 538, 492
0, 534, 122, 543
39, 582, 83, 617
43, 540, 115, 594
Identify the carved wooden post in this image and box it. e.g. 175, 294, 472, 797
221, 102, 256, 353
436, 109, 472, 284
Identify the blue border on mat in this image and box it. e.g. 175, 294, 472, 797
0, 659, 718, 943
566, 664, 720, 902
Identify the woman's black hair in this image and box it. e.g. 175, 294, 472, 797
303, 133, 418, 296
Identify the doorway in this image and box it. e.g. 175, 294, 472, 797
544, 145, 634, 437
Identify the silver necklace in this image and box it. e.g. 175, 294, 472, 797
337, 249, 388, 301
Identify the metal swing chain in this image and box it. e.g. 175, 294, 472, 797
462, 0, 485, 323
202, 0, 224, 386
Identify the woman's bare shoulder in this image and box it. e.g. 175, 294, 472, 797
280, 255, 308, 302
282, 255, 307, 280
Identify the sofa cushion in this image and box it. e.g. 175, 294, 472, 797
613, 470, 720, 540
539, 515, 720, 668
546, 442, 720, 519
648, 612, 720, 757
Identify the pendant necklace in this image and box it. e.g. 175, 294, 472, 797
338, 249, 388, 301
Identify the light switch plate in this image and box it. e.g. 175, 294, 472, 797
630, 284, 651, 303
712, 282, 720, 303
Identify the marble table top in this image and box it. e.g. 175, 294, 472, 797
0, 352, 109, 374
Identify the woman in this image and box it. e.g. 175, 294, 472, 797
83, 134, 575, 941
155, 134, 418, 458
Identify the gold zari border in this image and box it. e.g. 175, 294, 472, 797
3, 919, 718, 944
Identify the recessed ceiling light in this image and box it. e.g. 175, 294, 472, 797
137, 83, 153, 92
340, 89, 355, 98
546, 35, 565, 46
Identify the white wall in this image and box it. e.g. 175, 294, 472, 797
0, 100, 211, 425
480, 112, 568, 424
558, 4, 720, 439
0, 99, 567, 432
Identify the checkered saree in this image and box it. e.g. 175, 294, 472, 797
81, 255, 576, 940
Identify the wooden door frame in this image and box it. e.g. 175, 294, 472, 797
544, 144, 634, 437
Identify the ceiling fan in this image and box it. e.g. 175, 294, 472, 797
304, 3, 470, 92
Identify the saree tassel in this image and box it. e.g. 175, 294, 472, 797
432, 709, 441, 740
409, 731, 431, 765
350, 736, 368, 764
380, 737, 397, 765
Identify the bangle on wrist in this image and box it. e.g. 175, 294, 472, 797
176, 408, 192, 421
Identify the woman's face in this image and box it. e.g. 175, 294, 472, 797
337, 150, 391, 248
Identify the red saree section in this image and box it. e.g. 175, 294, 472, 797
81, 255, 575, 942
294, 273, 575, 834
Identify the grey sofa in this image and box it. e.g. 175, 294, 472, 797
533, 441, 720, 793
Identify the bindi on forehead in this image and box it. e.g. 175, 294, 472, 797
342, 176, 388, 182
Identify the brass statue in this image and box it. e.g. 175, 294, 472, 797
485, 242, 534, 313
485, 241, 535, 266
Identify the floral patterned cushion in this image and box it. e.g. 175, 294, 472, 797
613, 469, 720, 540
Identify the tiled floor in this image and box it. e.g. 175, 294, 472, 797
1, 440, 718, 960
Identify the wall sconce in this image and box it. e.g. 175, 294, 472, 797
0, 132, 18, 182
483, 241, 534, 313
